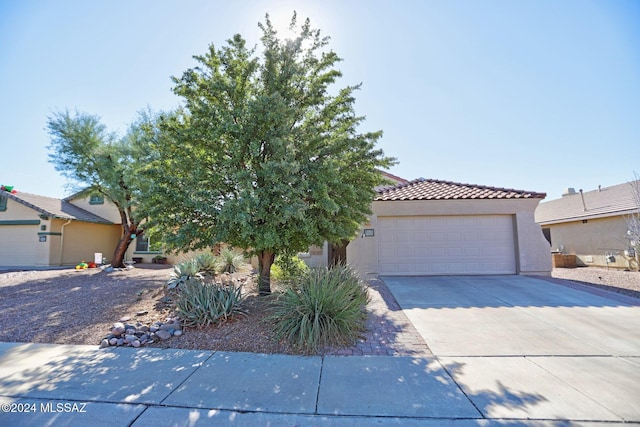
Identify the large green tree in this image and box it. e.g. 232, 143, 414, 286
47, 110, 148, 267
141, 14, 395, 294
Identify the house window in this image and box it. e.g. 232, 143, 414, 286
136, 234, 150, 252
89, 194, 104, 205
0, 196, 6, 212
135, 234, 162, 253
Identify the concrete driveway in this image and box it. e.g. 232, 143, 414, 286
382, 275, 640, 422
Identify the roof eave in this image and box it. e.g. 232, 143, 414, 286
537, 208, 640, 225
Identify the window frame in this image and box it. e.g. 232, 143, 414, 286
89, 194, 104, 205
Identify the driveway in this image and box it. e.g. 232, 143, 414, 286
382, 275, 640, 422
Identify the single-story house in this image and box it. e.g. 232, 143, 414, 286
0, 189, 120, 267
0, 188, 171, 267
343, 178, 552, 277
535, 182, 640, 270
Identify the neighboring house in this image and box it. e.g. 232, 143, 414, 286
64, 189, 166, 264
0, 188, 169, 267
0, 189, 120, 267
345, 178, 551, 277
535, 182, 640, 270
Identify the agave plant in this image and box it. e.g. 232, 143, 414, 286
167, 259, 203, 290
174, 278, 246, 327
194, 252, 218, 276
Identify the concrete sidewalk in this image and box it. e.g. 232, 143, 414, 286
0, 342, 636, 426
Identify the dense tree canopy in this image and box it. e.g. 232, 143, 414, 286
140, 14, 395, 294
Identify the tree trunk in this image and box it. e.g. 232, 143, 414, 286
111, 225, 136, 268
257, 250, 275, 296
111, 236, 132, 268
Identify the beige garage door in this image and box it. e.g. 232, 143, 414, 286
378, 215, 516, 275
0, 225, 39, 266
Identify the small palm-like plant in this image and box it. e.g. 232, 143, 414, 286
269, 265, 369, 354
216, 248, 246, 273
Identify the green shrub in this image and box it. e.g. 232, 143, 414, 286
271, 255, 310, 284
174, 278, 245, 327
216, 248, 247, 273
269, 265, 369, 354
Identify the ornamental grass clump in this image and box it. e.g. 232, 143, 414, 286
269, 265, 369, 354
174, 278, 245, 327
216, 248, 247, 273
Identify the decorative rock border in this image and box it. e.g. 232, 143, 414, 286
100, 316, 182, 348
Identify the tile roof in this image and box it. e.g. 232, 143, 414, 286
1, 190, 113, 224
375, 178, 546, 201
535, 181, 640, 225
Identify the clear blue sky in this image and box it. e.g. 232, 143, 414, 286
1, 0, 638, 200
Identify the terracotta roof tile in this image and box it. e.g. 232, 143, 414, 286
375, 178, 546, 201
1, 190, 113, 224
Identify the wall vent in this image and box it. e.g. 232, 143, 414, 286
584, 255, 594, 263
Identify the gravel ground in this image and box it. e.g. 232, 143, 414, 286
551, 266, 640, 299
0, 265, 637, 355
0, 264, 304, 354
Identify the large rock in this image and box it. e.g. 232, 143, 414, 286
111, 322, 125, 336
155, 330, 171, 341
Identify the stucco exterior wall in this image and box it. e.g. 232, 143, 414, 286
544, 216, 638, 270
67, 194, 122, 224
1, 196, 40, 220
59, 221, 121, 265
347, 198, 551, 278
514, 211, 553, 275
298, 243, 329, 268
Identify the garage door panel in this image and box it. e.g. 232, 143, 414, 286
464, 247, 480, 257
0, 226, 39, 265
430, 232, 445, 241
378, 215, 516, 275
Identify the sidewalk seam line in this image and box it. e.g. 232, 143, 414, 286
525, 355, 626, 421
127, 404, 149, 427
315, 355, 324, 414
436, 356, 485, 419
157, 349, 216, 405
